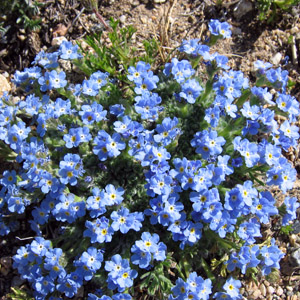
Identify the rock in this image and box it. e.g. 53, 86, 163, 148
18, 34, 26, 41
289, 234, 298, 247
289, 248, 300, 267
271, 53, 282, 65
52, 23, 69, 37
51, 36, 68, 47
276, 286, 283, 296
0, 256, 12, 269
119, 15, 126, 24
233, 0, 253, 19
0, 74, 11, 96
264, 280, 270, 287
267, 286, 275, 295
130, 0, 139, 6
232, 27, 242, 36
252, 289, 262, 299
140, 16, 147, 24
154, 0, 167, 3
260, 283, 267, 297
291, 220, 300, 234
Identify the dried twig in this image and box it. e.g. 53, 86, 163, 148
291, 35, 298, 65
92, 8, 111, 31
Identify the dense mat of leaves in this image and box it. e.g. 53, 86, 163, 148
0, 20, 299, 299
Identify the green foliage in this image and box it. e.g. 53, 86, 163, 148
76, 18, 159, 81
139, 256, 174, 298
280, 224, 293, 235
0, 0, 42, 32
6, 287, 34, 300
257, 0, 300, 22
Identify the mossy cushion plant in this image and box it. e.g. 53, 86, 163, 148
1, 19, 299, 299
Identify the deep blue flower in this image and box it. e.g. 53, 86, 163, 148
93, 130, 126, 161
59, 40, 83, 59
209, 19, 232, 38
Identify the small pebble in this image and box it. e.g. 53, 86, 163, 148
51, 36, 67, 47
119, 15, 126, 24
271, 53, 282, 65
18, 34, 26, 41
233, 0, 253, 19
260, 283, 267, 297
264, 280, 270, 287
289, 248, 300, 267
252, 289, 261, 299
276, 286, 284, 296
267, 286, 275, 295
131, 0, 139, 6
140, 16, 147, 24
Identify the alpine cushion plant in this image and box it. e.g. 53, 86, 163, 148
0, 18, 299, 299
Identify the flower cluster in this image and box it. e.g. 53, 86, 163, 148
105, 254, 138, 292
169, 272, 212, 300
131, 232, 167, 269
0, 19, 298, 299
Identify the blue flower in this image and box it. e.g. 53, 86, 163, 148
93, 130, 126, 161
209, 19, 232, 38
90, 71, 109, 89
30, 237, 51, 257
282, 196, 299, 225
112, 293, 132, 300
59, 40, 83, 60
179, 78, 203, 104
134, 71, 159, 94
6, 121, 31, 151
7, 196, 28, 214
237, 218, 261, 245
251, 86, 274, 105
56, 275, 79, 298
222, 277, 242, 299
254, 60, 273, 75
266, 67, 288, 91
82, 79, 99, 96
33, 275, 55, 296
77, 247, 103, 271
164, 58, 195, 83
53, 98, 73, 118
63, 127, 92, 148
111, 207, 134, 234
110, 104, 125, 117
58, 153, 83, 186
259, 238, 285, 275
131, 244, 152, 269
205, 106, 221, 127
32, 206, 49, 225
171, 278, 189, 299
32, 50, 59, 68
127, 61, 151, 85
86, 187, 107, 218
191, 129, 226, 160
105, 254, 137, 292
250, 191, 278, 224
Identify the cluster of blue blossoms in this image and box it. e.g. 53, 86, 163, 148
0, 19, 299, 299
